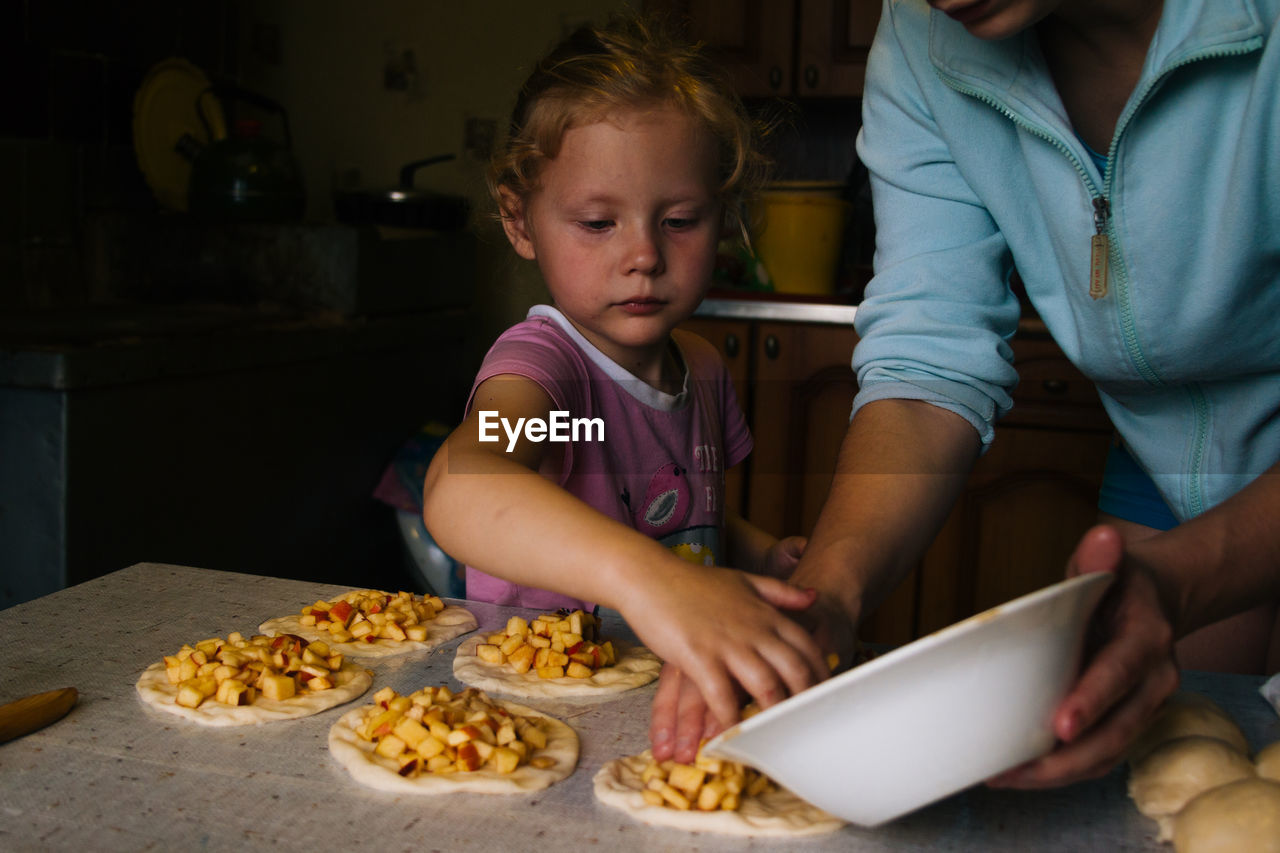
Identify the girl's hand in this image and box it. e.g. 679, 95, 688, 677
627, 564, 827, 747
986, 525, 1180, 788
649, 664, 720, 763
647, 569, 834, 763
760, 535, 806, 579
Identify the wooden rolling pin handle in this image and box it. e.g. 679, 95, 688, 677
0, 687, 78, 744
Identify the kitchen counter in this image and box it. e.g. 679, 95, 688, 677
2, 563, 1277, 852
0, 304, 470, 391
694, 294, 858, 326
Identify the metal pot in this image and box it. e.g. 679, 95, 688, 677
333, 155, 469, 230
181, 84, 306, 223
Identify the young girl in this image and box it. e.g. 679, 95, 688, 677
421, 17, 827, 729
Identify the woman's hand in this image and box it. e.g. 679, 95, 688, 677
987, 525, 1180, 788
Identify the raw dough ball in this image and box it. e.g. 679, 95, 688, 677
1257, 740, 1280, 782
1172, 777, 1280, 853
1128, 736, 1256, 840
1129, 692, 1249, 765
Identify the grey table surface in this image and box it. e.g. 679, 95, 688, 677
1, 563, 1276, 852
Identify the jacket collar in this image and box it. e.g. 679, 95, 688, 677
928, 0, 1266, 121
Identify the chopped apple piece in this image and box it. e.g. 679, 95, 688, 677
667, 763, 707, 797
375, 734, 407, 758
176, 682, 208, 708
519, 722, 547, 750
697, 779, 728, 811
393, 717, 430, 750
260, 674, 296, 701
455, 741, 482, 771
746, 772, 771, 797
415, 734, 446, 760
491, 746, 521, 774
659, 783, 692, 810
476, 643, 505, 664
508, 645, 536, 674
446, 728, 474, 746
215, 679, 250, 706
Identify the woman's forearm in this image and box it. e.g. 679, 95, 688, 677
792, 398, 982, 625
1135, 463, 1280, 636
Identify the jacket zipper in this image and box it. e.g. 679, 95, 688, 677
935, 37, 1258, 518
1089, 196, 1110, 300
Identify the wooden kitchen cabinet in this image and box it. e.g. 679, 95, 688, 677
645, 0, 882, 98
683, 314, 1114, 646
683, 314, 916, 644
915, 333, 1115, 635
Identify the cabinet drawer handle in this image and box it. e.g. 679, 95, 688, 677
1042, 378, 1068, 395
724, 333, 739, 358
769, 66, 783, 89
804, 65, 818, 89
764, 334, 780, 360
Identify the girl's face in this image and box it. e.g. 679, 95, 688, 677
501, 105, 722, 374
927, 0, 1064, 39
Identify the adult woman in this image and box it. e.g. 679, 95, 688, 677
651, 0, 1280, 788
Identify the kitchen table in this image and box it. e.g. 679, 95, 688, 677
2, 563, 1276, 851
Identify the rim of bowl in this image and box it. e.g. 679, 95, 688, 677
711, 571, 1114, 745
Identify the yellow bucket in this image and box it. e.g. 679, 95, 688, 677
749, 182, 850, 295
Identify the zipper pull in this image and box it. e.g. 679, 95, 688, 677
1089, 196, 1110, 300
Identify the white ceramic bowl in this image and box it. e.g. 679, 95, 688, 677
703, 572, 1113, 827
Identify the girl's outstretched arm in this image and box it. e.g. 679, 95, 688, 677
422, 374, 828, 725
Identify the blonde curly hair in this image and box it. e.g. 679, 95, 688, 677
489, 15, 770, 235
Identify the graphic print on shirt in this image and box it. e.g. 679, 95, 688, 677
621, 456, 721, 567
631, 462, 690, 536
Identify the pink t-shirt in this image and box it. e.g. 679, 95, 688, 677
462, 306, 753, 610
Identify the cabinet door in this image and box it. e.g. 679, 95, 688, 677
680, 316, 753, 518
916, 426, 1113, 635
644, 0, 796, 97
914, 332, 1113, 635
747, 321, 856, 539
796, 0, 881, 96
748, 320, 915, 644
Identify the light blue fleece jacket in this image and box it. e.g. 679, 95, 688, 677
853, 0, 1280, 522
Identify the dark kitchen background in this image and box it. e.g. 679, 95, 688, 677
0, 0, 867, 609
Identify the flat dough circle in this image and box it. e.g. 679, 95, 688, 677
328, 695, 578, 794
1256, 740, 1280, 782
136, 660, 372, 726
1172, 777, 1280, 853
1129, 735, 1256, 839
1129, 692, 1249, 765
593, 750, 844, 837
260, 602, 477, 659
452, 634, 660, 698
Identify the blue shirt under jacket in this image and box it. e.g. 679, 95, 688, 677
853, 0, 1280, 522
